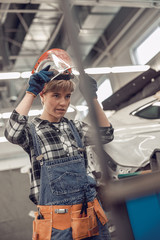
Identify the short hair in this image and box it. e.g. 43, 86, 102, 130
42, 79, 75, 95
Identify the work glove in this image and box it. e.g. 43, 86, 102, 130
26, 65, 53, 97
79, 74, 98, 100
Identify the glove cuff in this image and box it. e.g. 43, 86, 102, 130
26, 90, 37, 97
93, 94, 97, 99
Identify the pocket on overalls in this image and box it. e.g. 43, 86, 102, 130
32, 212, 52, 240
46, 159, 87, 195
71, 206, 99, 240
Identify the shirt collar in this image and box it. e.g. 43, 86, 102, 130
31, 116, 69, 128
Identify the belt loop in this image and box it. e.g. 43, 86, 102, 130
50, 205, 53, 223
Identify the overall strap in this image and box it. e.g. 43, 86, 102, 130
69, 120, 89, 210
29, 120, 85, 164
68, 120, 87, 168
29, 123, 43, 162
68, 120, 84, 149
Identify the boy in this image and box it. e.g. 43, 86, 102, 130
5, 49, 114, 240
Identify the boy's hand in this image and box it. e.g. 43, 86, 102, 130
26, 65, 53, 97
79, 74, 98, 100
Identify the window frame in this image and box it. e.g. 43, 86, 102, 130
130, 100, 160, 120
130, 19, 160, 65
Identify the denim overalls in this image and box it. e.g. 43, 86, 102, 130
30, 121, 111, 240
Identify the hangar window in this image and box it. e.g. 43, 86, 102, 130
97, 78, 112, 106
131, 23, 160, 64
77, 78, 112, 120
132, 101, 160, 119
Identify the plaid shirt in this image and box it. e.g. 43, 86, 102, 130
5, 109, 114, 205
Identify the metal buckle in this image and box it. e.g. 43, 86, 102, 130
36, 154, 44, 165
78, 147, 85, 152
36, 154, 44, 160
54, 209, 68, 214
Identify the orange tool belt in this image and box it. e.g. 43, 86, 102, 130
32, 198, 108, 240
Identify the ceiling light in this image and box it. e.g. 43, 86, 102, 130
85, 67, 111, 74
111, 65, 150, 73
72, 65, 150, 75
21, 71, 31, 78
0, 65, 150, 80
0, 72, 20, 79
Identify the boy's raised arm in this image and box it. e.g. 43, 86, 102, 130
16, 65, 52, 116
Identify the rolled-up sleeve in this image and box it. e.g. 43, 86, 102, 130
99, 124, 114, 144
75, 120, 114, 146
4, 109, 30, 151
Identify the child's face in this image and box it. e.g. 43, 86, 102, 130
40, 89, 71, 122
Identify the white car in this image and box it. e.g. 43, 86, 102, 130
101, 94, 160, 178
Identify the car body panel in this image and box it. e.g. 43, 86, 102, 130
104, 95, 160, 171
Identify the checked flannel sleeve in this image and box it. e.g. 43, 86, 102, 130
4, 109, 31, 154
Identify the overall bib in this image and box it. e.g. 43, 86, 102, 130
30, 121, 111, 240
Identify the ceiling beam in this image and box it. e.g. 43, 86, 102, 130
85, 8, 145, 67
9, 4, 39, 56
0, 3, 10, 24
102, 68, 160, 110
0, 24, 10, 70
43, 15, 64, 52
72, 0, 160, 8
0, 8, 62, 13
0, 0, 160, 8
0, 54, 39, 60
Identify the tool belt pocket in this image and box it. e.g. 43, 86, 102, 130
94, 199, 108, 225
71, 206, 99, 240
32, 212, 52, 240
